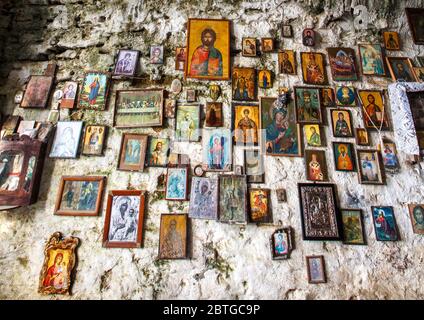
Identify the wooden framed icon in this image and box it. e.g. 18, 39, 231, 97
305, 149, 328, 182
306, 255, 327, 284
159, 214, 189, 259
332, 142, 356, 172
165, 167, 189, 201
81, 125, 107, 156
242, 37, 257, 57
330, 108, 354, 138
117, 133, 148, 172
356, 149, 385, 185
341, 209, 366, 245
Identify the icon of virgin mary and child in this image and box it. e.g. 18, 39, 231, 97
266, 104, 298, 155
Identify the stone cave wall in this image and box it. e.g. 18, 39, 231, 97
0, 0, 424, 299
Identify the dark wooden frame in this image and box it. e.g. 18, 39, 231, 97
298, 183, 342, 241
340, 209, 367, 245
356, 149, 386, 185
113, 49, 140, 77
175, 47, 186, 71
248, 188, 272, 223
326, 47, 359, 81
386, 56, 418, 82
185, 18, 231, 81
165, 167, 189, 201
278, 50, 297, 75
145, 136, 170, 168
54, 176, 106, 216
281, 24, 293, 38
355, 128, 370, 146
357, 43, 387, 77
205, 102, 223, 127
304, 149, 329, 182
242, 37, 257, 57
38, 232, 79, 295
158, 213, 189, 260
117, 133, 148, 172
306, 255, 327, 284
302, 28, 315, 47
113, 89, 164, 128
335, 85, 357, 107
357, 89, 391, 131
270, 227, 294, 260
20, 75, 54, 109
232, 102, 261, 146
232, 67, 257, 102
371, 206, 400, 242
261, 38, 274, 53
193, 164, 205, 177
260, 96, 303, 157
78, 71, 110, 111
332, 142, 356, 172
81, 125, 107, 156
150, 45, 164, 64
244, 149, 265, 184
186, 89, 196, 102
102, 190, 146, 248
218, 175, 248, 224
175, 104, 201, 142
330, 108, 354, 138
405, 8, 424, 45
300, 52, 328, 85
294, 86, 323, 124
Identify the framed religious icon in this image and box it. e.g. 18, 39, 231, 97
165, 167, 189, 201
81, 125, 107, 156
54, 176, 105, 216
414, 67, 424, 82
405, 8, 424, 45
330, 109, 354, 138
383, 31, 401, 51
380, 139, 400, 173
356, 149, 385, 185
371, 206, 400, 241
408, 204, 424, 235
78, 71, 110, 110
102, 190, 146, 248
205, 102, 223, 127
294, 87, 322, 124
407, 91, 424, 131
357, 90, 390, 131
341, 209, 366, 245
244, 149, 264, 184
302, 28, 315, 46
185, 18, 231, 80
175, 47, 187, 71
20, 75, 54, 109
261, 38, 274, 52
145, 137, 170, 168
60, 81, 78, 109
298, 183, 342, 241
202, 128, 232, 172
249, 189, 272, 223
188, 177, 218, 220
270, 228, 293, 260
209, 84, 221, 101
175, 104, 201, 142
113, 49, 139, 76
335, 86, 357, 107
306, 256, 327, 284
242, 37, 257, 57
159, 214, 189, 259
355, 128, 370, 146
304, 125, 323, 147
327, 47, 358, 81
49, 121, 83, 159
332, 142, 356, 172
114, 89, 164, 128
261, 97, 302, 157
358, 44, 387, 77
305, 149, 328, 182
276, 189, 287, 202
321, 88, 335, 108
218, 175, 248, 224
386, 57, 418, 82
300, 52, 328, 85
164, 99, 176, 118
232, 103, 260, 146
282, 24, 293, 38
117, 133, 148, 172
150, 45, 164, 64
278, 50, 297, 75
186, 89, 196, 102
258, 70, 272, 89
232, 67, 257, 101
38, 232, 79, 295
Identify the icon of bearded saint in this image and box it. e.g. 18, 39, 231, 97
189, 28, 223, 77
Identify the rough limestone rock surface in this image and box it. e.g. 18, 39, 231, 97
0, 0, 424, 300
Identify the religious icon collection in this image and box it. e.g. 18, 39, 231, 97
2, 10, 424, 294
